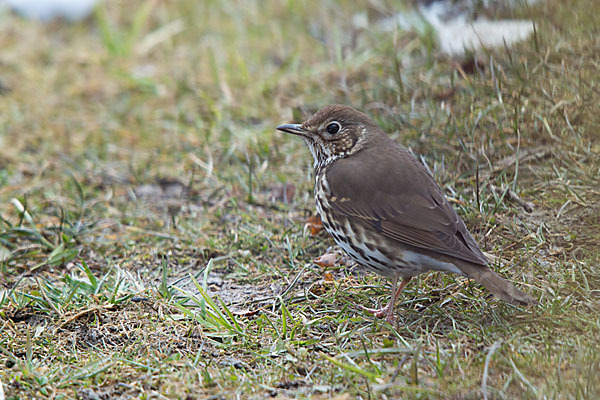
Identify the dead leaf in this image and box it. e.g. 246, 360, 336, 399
314, 252, 339, 267
323, 272, 335, 282
231, 309, 260, 317
306, 215, 323, 235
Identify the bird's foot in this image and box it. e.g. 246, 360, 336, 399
359, 304, 395, 323
359, 277, 411, 323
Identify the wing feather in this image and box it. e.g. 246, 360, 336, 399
325, 141, 488, 266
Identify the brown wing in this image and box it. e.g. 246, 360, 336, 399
326, 138, 488, 266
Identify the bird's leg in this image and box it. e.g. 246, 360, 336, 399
360, 276, 412, 323
359, 275, 397, 318
384, 277, 412, 322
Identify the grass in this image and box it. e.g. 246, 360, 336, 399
0, 0, 599, 398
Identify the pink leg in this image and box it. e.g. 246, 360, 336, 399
360, 277, 412, 323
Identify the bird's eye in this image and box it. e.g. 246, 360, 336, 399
326, 122, 341, 135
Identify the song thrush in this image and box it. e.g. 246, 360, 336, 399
278, 104, 535, 322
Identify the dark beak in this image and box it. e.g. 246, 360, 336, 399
277, 123, 307, 137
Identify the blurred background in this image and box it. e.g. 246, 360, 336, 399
0, 0, 545, 227
0, 0, 539, 162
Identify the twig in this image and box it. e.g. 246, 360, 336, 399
57, 305, 115, 330
460, 147, 551, 183
124, 225, 179, 240
490, 184, 534, 212
555, 199, 571, 220
280, 264, 309, 300
481, 340, 502, 400
492, 147, 550, 172
510, 358, 539, 397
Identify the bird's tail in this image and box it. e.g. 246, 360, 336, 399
457, 262, 536, 306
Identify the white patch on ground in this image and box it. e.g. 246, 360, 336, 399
3, 0, 100, 21
376, 0, 537, 56
423, 4, 534, 56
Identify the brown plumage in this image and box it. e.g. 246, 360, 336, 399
278, 104, 535, 322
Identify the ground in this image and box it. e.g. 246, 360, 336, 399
0, 0, 599, 399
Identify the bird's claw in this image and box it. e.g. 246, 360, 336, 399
359, 304, 395, 323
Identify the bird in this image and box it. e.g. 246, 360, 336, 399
277, 104, 535, 322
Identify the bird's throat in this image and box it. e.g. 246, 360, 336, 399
304, 137, 337, 173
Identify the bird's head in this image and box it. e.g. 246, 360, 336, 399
277, 104, 380, 168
